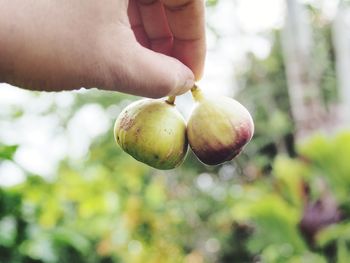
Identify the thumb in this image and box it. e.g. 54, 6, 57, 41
107, 43, 195, 98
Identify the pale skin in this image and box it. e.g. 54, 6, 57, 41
0, 0, 206, 98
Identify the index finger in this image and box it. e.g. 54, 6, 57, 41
162, 0, 206, 80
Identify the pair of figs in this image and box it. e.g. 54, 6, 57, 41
114, 87, 254, 170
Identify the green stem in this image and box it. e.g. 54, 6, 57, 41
190, 84, 205, 102
166, 95, 176, 105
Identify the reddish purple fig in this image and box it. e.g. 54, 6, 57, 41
187, 87, 254, 165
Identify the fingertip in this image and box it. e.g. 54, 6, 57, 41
150, 61, 194, 98
171, 38, 206, 83
170, 72, 195, 96
103, 40, 196, 98
194, 68, 204, 82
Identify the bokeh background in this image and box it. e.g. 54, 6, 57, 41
1, 0, 350, 262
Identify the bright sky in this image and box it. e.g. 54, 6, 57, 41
0, 0, 340, 184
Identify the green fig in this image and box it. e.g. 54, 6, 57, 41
187, 87, 254, 165
114, 98, 188, 170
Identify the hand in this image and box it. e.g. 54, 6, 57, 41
0, 0, 206, 98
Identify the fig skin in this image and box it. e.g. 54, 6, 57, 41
187, 88, 254, 165
114, 98, 188, 170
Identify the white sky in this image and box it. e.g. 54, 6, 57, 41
0, 0, 340, 184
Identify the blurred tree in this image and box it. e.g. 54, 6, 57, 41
282, 0, 341, 140
332, 1, 350, 124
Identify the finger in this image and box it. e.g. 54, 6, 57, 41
107, 39, 194, 98
162, 0, 206, 80
128, 0, 150, 48
136, 0, 173, 55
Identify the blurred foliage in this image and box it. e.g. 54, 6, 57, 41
206, 0, 219, 7
0, 145, 18, 161
0, 1, 348, 263
2, 107, 350, 262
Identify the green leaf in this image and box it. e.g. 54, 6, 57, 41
287, 252, 327, 263
0, 216, 16, 247
52, 227, 90, 254
316, 223, 350, 247
337, 239, 350, 263
0, 144, 18, 160
273, 156, 309, 208
206, 0, 218, 7
231, 191, 306, 254
298, 131, 350, 200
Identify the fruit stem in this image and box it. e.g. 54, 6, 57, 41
191, 85, 205, 102
166, 96, 176, 105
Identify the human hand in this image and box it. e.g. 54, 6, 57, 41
0, 0, 206, 98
